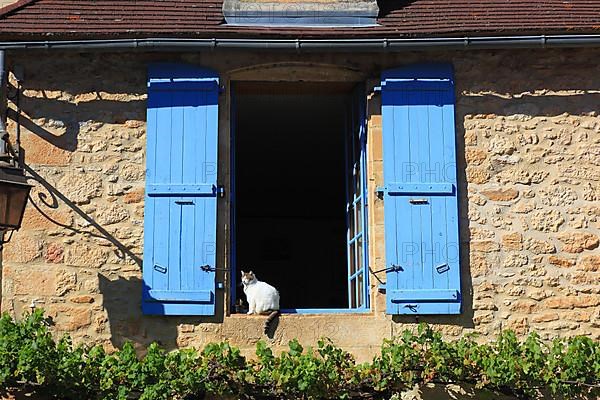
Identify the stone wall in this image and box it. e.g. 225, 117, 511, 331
0, 48, 598, 361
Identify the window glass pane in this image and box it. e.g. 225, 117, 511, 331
348, 204, 355, 239
349, 242, 356, 275
356, 201, 362, 233
354, 163, 361, 196
350, 279, 357, 308
357, 236, 363, 270
357, 274, 364, 308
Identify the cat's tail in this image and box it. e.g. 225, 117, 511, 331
264, 310, 280, 334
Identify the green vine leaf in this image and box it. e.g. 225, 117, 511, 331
0, 311, 598, 399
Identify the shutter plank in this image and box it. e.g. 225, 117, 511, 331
151, 93, 174, 294
168, 200, 182, 292
429, 88, 446, 302
147, 290, 212, 303
181, 89, 199, 293
417, 89, 434, 293
443, 87, 461, 314
390, 289, 459, 302
168, 98, 184, 293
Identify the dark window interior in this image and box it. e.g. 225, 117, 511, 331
234, 82, 353, 310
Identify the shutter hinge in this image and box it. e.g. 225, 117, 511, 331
375, 186, 385, 200
216, 185, 225, 198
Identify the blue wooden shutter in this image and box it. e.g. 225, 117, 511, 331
381, 64, 461, 315
142, 63, 219, 316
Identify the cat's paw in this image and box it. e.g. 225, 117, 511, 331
247, 311, 254, 315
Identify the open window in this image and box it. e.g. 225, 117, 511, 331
231, 82, 369, 313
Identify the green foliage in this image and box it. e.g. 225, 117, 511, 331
0, 311, 598, 399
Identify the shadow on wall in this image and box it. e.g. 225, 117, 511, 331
7, 83, 146, 152
98, 274, 228, 351
98, 274, 174, 349
5, 55, 232, 352
23, 163, 228, 352
6, 52, 149, 152
23, 154, 228, 352
24, 165, 142, 267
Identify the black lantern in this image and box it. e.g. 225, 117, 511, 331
0, 166, 31, 231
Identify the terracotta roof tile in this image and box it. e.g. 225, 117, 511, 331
0, 0, 599, 39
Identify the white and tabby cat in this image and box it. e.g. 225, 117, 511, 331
241, 270, 280, 314
241, 270, 280, 333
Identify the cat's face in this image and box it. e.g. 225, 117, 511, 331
241, 270, 256, 285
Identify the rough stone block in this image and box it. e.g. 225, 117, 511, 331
57, 173, 103, 204
64, 242, 109, 268
466, 166, 490, 184
481, 188, 519, 202
557, 232, 599, 253
530, 210, 565, 232
547, 255, 575, 268
465, 148, 487, 165
3, 235, 43, 263
502, 232, 523, 250
123, 188, 145, 204
578, 255, 600, 272
524, 238, 556, 254
95, 203, 129, 225
47, 305, 92, 331
21, 130, 73, 166
470, 240, 500, 253
7, 266, 57, 296
45, 242, 65, 264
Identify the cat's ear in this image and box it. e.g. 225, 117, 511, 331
240, 270, 245, 275
249, 270, 254, 275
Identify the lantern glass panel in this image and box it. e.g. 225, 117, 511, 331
0, 181, 31, 230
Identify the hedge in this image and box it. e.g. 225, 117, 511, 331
0, 310, 598, 399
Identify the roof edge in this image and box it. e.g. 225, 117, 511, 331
0, 0, 39, 18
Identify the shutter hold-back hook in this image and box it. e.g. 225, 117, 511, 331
200, 265, 229, 272
371, 264, 403, 274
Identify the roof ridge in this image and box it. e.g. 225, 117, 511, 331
0, 0, 40, 18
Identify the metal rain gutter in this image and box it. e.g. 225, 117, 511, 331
1, 34, 600, 51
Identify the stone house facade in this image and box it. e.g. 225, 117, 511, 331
0, 0, 599, 361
